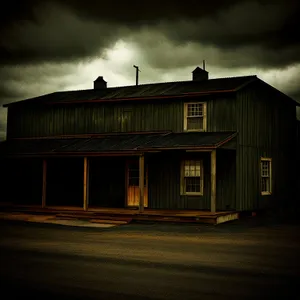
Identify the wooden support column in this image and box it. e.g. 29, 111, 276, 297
211, 150, 217, 213
42, 159, 47, 208
83, 157, 89, 211
139, 154, 145, 213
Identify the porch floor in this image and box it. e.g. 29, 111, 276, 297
0, 204, 239, 225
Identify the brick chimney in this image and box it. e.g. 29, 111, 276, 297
94, 76, 107, 89
192, 66, 208, 81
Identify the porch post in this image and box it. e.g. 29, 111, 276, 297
83, 157, 89, 211
210, 150, 216, 213
139, 154, 145, 213
42, 159, 47, 208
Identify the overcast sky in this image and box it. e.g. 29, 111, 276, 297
1, 0, 300, 140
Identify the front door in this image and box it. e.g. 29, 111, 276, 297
126, 160, 148, 207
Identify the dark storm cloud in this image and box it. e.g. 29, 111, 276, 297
0, 0, 238, 65
0, 63, 81, 105
162, 1, 299, 49
0, 1, 126, 65
127, 0, 300, 69
1, 0, 299, 68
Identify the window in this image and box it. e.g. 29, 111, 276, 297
181, 160, 203, 195
261, 158, 272, 195
184, 102, 207, 131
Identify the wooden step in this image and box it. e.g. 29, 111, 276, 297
90, 219, 130, 225
55, 213, 132, 224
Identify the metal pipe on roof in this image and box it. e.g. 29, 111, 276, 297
133, 65, 140, 85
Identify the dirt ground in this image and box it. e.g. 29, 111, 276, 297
0, 216, 299, 299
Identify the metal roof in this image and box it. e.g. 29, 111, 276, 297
0, 132, 236, 157
3, 76, 258, 107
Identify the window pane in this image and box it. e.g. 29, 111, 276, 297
261, 161, 270, 176
183, 160, 202, 193
184, 160, 201, 177
187, 103, 203, 116
261, 177, 270, 192
185, 177, 201, 193
184, 166, 189, 176
187, 117, 203, 130
189, 164, 195, 176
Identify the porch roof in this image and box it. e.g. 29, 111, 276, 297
0, 131, 236, 157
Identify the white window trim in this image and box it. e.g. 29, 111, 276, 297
180, 160, 204, 196
183, 102, 207, 132
260, 157, 272, 195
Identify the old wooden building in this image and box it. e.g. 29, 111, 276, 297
0, 67, 299, 217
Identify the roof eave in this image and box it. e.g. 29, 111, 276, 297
1, 147, 215, 157
256, 78, 300, 106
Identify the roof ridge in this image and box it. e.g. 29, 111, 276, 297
54, 75, 258, 94
2, 74, 260, 107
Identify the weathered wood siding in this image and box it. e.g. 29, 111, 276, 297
148, 150, 235, 210
207, 95, 237, 131
236, 81, 297, 211
148, 151, 211, 209
7, 95, 237, 138
7, 101, 182, 138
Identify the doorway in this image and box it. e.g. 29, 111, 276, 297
126, 159, 148, 207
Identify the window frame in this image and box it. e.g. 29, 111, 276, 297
180, 159, 204, 196
183, 102, 207, 132
260, 157, 272, 195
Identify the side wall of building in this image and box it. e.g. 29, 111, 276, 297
236, 81, 297, 211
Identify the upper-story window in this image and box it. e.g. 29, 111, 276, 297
184, 102, 207, 131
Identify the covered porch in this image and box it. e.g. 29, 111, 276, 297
0, 131, 238, 223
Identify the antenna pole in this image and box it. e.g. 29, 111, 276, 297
133, 65, 140, 85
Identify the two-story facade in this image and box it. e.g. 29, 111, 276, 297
0, 67, 299, 215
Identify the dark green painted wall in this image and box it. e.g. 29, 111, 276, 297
7, 95, 237, 139
7, 101, 182, 138
236, 80, 297, 211
147, 150, 235, 211
207, 95, 237, 131
148, 151, 211, 210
